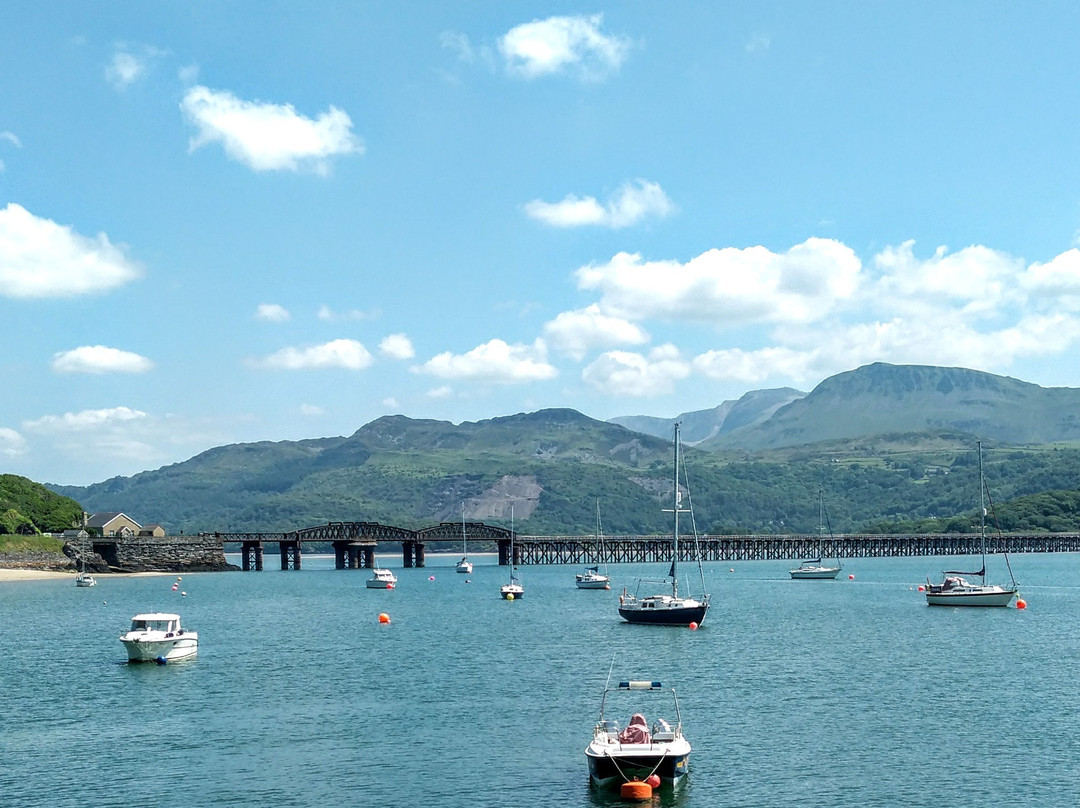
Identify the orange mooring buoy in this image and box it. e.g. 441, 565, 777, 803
620, 780, 652, 801
1016, 598, 1027, 610
378, 612, 390, 624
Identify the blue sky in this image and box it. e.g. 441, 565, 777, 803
4, 3, 1080, 486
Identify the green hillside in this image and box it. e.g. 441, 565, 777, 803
0, 474, 83, 534
48, 414, 1080, 536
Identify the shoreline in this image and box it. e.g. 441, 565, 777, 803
0, 568, 180, 582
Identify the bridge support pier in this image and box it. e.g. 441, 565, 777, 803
241, 541, 264, 571
402, 540, 426, 568
280, 539, 301, 570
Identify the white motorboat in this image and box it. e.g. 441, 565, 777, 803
585, 679, 691, 788
366, 568, 397, 589
576, 500, 611, 589
926, 440, 1018, 607
119, 613, 198, 663
455, 502, 473, 574
790, 489, 842, 579
618, 424, 710, 626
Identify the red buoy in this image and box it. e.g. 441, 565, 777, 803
688, 621, 699, 630
620, 780, 652, 801
917, 585, 925, 592
1016, 598, 1027, 610
645, 774, 661, 788
378, 612, 390, 624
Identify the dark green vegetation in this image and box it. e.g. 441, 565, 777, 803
1, 474, 83, 534
46, 373, 1080, 537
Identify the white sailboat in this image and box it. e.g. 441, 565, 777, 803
618, 423, 710, 626
455, 502, 473, 574
925, 440, 1018, 607
75, 551, 97, 587
576, 500, 611, 589
500, 505, 523, 599
790, 489, 843, 580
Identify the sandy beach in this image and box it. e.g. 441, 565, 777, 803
0, 568, 74, 581
0, 568, 175, 582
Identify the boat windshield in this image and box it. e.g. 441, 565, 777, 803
132, 619, 175, 632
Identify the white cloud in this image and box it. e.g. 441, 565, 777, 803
318, 304, 370, 321
255, 339, 374, 371
693, 346, 816, 383
582, 344, 690, 397
499, 14, 631, 80
52, 346, 155, 374
106, 52, 144, 89
24, 406, 148, 433
524, 180, 674, 228
1, 131, 21, 147
870, 240, 1021, 318
542, 304, 650, 360
426, 386, 454, 399
577, 238, 861, 326
180, 86, 363, 175
299, 404, 325, 416
1021, 248, 1080, 309
416, 339, 557, 383
0, 203, 142, 298
255, 303, 291, 322
381, 397, 400, 410
379, 333, 415, 360
105, 44, 167, 89
0, 427, 27, 457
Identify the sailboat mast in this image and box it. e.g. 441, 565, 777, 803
672, 423, 681, 598
978, 439, 986, 583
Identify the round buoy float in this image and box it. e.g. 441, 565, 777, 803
506, 593, 515, 601
848, 574, 855, 580
378, 612, 390, 624
1016, 598, 1027, 610
645, 774, 661, 788
387, 583, 395, 590
729, 568, 734, 573
917, 585, 925, 592
428, 575, 435, 581
689, 621, 699, 630
155, 656, 167, 665
620, 780, 652, 801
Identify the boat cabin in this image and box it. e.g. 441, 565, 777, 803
130, 613, 184, 634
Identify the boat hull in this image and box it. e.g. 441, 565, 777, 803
586, 742, 690, 786
365, 580, 395, 589
618, 603, 708, 626
120, 635, 199, 662
75, 574, 97, 587
790, 566, 841, 580
500, 586, 524, 599
576, 578, 611, 589
926, 588, 1017, 607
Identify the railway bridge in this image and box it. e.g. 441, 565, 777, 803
216, 523, 1080, 571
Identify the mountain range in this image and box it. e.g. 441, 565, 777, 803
47, 363, 1080, 536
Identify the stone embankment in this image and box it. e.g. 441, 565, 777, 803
0, 535, 239, 573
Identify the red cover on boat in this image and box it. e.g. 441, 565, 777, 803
618, 713, 651, 744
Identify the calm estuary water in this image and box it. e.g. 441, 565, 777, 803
2, 551, 1078, 807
